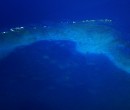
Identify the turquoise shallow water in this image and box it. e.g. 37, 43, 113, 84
0, 20, 130, 73
0, 20, 130, 110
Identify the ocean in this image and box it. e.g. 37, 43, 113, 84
0, 0, 130, 110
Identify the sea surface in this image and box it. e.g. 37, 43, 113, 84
0, 0, 130, 110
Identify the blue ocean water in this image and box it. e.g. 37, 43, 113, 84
0, 0, 130, 110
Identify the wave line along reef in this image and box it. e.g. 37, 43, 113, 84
0, 19, 130, 73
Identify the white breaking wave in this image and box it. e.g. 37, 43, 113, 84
0, 19, 130, 73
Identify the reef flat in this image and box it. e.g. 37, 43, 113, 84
0, 19, 130, 73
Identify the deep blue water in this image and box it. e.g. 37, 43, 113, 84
1, 0, 130, 110
0, 0, 130, 29
0, 41, 130, 110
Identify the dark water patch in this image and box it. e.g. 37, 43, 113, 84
0, 41, 130, 110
